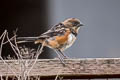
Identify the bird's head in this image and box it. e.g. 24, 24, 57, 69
62, 18, 84, 33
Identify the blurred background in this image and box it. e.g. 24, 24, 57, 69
0, 0, 120, 58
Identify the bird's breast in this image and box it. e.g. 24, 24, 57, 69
60, 33, 76, 51
45, 30, 77, 51
66, 33, 76, 48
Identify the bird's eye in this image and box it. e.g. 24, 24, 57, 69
72, 21, 80, 26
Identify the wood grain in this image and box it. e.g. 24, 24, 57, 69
0, 58, 120, 79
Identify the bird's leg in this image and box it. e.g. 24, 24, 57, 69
54, 50, 66, 66
57, 49, 69, 59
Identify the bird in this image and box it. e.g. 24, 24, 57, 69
17, 18, 84, 64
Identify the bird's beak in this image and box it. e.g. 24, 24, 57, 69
80, 23, 84, 26
77, 23, 84, 27
80, 21, 84, 26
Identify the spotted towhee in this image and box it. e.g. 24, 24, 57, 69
17, 18, 84, 64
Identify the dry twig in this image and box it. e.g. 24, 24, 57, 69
0, 30, 18, 77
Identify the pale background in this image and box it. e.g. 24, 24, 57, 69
48, 0, 120, 58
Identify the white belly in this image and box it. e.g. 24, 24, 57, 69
61, 33, 76, 51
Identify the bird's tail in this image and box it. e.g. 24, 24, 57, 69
17, 37, 41, 44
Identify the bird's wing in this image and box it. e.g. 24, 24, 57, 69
38, 23, 66, 39
38, 28, 66, 39
50, 23, 65, 31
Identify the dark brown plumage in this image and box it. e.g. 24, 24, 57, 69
17, 18, 84, 64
